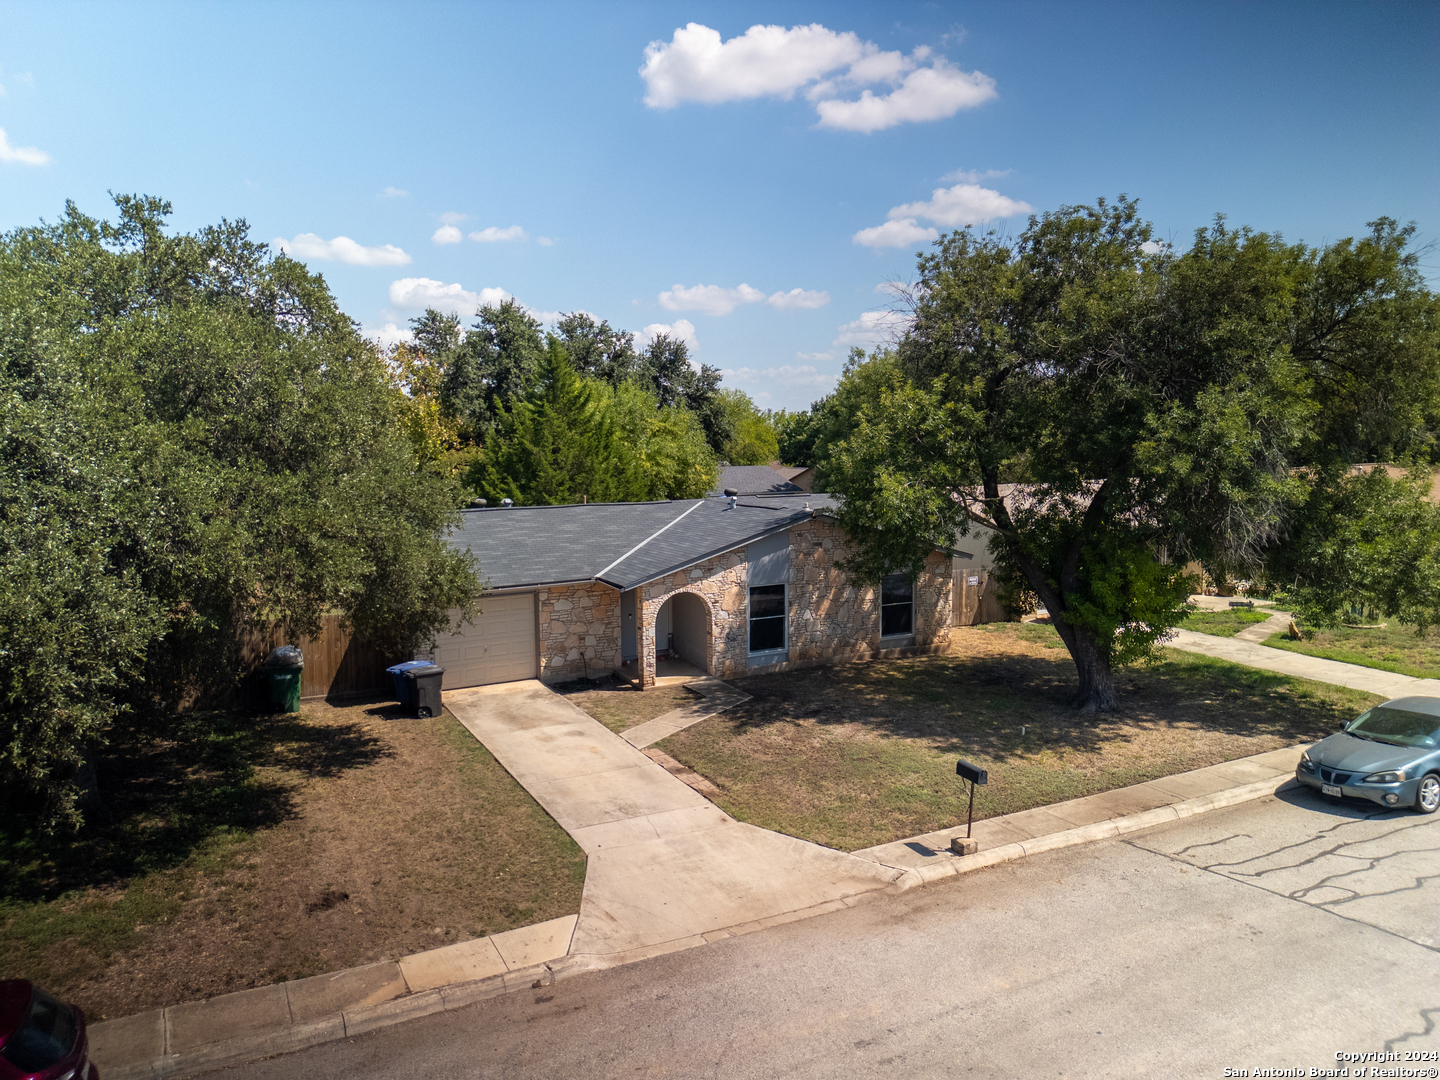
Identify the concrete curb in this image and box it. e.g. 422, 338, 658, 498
878, 775, 1300, 891
97, 960, 556, 1080
91, 762, 1304, 1079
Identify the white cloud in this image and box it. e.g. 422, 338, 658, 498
854, 180, 1032, 248
658, 283, 765, 316
636, 318, 698, 352
365, 322, 413, 347
388, 277, 513, 315
889, 182, 1031, 227
722, 364, 837, 391
537, 236, 556, 246
834, 309, 910, 347
641, 22, 866, 106
432, 225, 463, 245
382, 186, 409, 198
659, 283, 828, 315
797, 350, 834, 361
766, 288, 830, 310
815, 60, 996, 133
853, 219, 939, 249
469, 225, 527, 243
439, 211, 468, 225
640, 22, 997, 133
940, 166, 1010, 184
0, 127, 51, 166
274, 233, 412, 266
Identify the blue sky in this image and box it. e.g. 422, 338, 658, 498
2, 1, 1436, 410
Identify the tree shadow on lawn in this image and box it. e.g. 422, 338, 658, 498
724, 645, 1363, 766
0, 707, 391, 906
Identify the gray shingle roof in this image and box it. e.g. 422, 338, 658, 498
709, 465, 804, 496
448, 494, 840, 592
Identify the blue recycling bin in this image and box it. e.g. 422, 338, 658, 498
386, 660, 432, 707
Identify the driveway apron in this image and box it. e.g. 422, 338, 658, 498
444, 682, 903, 967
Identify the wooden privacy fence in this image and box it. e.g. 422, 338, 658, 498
239, 615, 399, 701
953, 568, 1018, 626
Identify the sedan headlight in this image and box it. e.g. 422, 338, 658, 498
1298, 751, 1316, 770
1363, 770, 1406, 784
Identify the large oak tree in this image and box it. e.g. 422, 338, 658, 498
1, 196, 480, 827
825, 198, 1439, 710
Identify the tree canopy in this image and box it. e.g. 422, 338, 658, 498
0, 196, 480, 828
823, 198, 1440, 710
440, 300, 546, 441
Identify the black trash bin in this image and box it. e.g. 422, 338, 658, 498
263, 646, 304, 713
404, 664, 444, 718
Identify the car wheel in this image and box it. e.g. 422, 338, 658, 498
1416, 773, 1440, 815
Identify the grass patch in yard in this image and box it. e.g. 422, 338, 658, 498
1263, 623, 1440, 680
1180, 608, 1276, 637
0, 701, 584, 1021
559, 681, 700, 733
654, 622, 1377, 852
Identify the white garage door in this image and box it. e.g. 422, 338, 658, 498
434, 593, 537, 688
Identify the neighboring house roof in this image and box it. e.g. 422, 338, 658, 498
709, 465, 804, 496
449, 494, 840, 592
1347, 463, 1440, 504
768, 463, 810, 481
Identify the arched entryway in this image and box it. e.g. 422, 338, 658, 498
654, 591, 710, 677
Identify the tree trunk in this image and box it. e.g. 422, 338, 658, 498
1066, 629, 1119, 712
1047, 613, 1120, 712
72, 757, 105, 825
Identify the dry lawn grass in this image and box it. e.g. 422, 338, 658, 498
648, 622, 1379, 852
557, 680, 700, 733
0, 700, 585, 1021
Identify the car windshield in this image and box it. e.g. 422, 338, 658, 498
0, 987, 76, 1073
1347, 706, 1440, 749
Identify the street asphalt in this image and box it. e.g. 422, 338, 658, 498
211, 787, 1440, 1080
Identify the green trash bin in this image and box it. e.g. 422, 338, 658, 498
264, 646, 304, 712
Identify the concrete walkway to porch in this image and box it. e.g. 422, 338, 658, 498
443, 681, 904, 970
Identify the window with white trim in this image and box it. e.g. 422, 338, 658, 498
748, 584, 787, 653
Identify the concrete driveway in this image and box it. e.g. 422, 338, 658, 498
444, 681, 903, 967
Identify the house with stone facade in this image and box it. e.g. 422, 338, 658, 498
430, 493, 971, 691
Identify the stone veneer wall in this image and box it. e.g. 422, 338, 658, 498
536, 581, 623, 683
632, 515, 953, 686
638, 551, 748, 688
786, 517, 953, 669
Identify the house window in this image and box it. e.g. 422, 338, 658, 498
881, 574, 914, 637
749, 584, 786, 653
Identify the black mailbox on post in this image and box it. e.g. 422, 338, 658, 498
951, 759, 989, 855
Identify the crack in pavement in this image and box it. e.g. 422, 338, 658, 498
1153, 811, 1422, 877
1122, 839, 1440, 955
1168, 833, 1253, 857
1385, 1006, 1439, 1052
1283, 844, 1440, 906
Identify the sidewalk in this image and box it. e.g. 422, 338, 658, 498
853, 745, 1305, 879
1165, 628, 1440, 698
